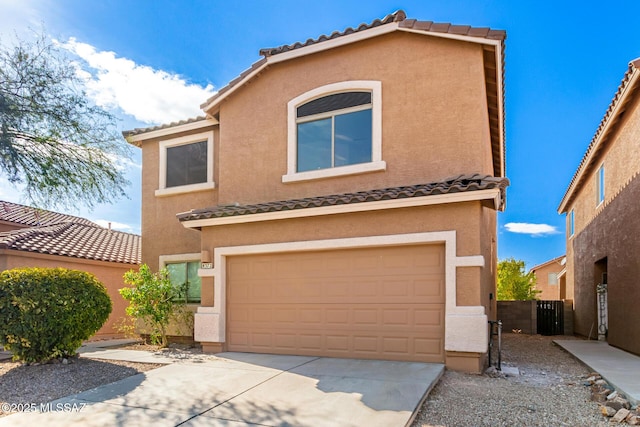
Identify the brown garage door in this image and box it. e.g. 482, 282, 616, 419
226, 244, 445, 362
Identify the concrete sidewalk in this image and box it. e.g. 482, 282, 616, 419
555, 339, 640, 407
0, 348, 443, 427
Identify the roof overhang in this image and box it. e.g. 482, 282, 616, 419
529, 255, 566, 272
124, 118, 219, 146
558, 59, 640, 213
180, 188, 502, 229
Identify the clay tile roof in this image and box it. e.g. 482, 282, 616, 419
256, 11, 505, 59
258, 10, 406, 57
177, 174, 509, 222
122, 116, 208, 139
0, 222, 141, 265
201, 11, 506, 114
0, 201, 99, 228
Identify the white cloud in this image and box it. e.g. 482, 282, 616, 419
61, 38, 216, 125
504, 222, 560, 236
93, 219, 137, 234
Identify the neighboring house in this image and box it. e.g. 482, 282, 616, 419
0, 200, 141, 339
530, 255, 565, 300
558, 58, 640, 355
124, 10, 508, 372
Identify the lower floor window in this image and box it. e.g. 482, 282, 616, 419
166, 261, 201, 303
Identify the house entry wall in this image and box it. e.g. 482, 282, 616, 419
226, 244, 445, 362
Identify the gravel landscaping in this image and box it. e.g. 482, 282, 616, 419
412, 334, 612, 426
0, 356, 162, 418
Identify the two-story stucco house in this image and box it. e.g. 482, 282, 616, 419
558, 58, 640, 356
125, 11, 508, 372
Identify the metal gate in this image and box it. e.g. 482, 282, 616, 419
537, 300, 564, 335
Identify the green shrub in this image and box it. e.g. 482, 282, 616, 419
120, 264, 184, 347
0, 267, 112, 362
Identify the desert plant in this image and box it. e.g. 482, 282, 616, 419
0, 267, 112, 363
120, 264, 184, 347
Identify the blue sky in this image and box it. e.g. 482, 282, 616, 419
1, 0, 639, 269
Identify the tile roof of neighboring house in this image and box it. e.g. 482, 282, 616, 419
0, 222, 141, 264
0, 200, 99, 228
558, 58, 640, 212
122, 116, 208, 139
177, 174, 509, 222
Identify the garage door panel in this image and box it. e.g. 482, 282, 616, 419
229, 329, 444, 362
227, 245, 445, 362
230, 276, 443, 303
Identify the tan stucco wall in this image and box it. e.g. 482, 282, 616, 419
138, 31, 497, 275
0, 250, 136, 339
140, 127, 218, 271
481, 204, 498, 319
532, 261, 563, 300
199, 200, 489, 308
214, 31, 494, 206
564, 93, 640, 302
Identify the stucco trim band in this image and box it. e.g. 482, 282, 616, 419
193, 230, 488, 355
183, 188, 501, 228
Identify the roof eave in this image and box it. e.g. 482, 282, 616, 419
529, 255, 566, 272
200, 23, 506, 123
201, 23, 399, 113
124, 118, 219, 146
179, 187, 503, 229
558, 59, 640, 214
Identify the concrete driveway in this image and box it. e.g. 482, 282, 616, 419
0, 352, 443, 427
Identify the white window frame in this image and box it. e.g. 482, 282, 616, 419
156, 131, 215, 197
596, 163, 605, 206
283, 81, 385, 183
548, 272, 558, 285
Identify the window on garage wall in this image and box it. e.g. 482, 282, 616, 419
166, 261, 201, 303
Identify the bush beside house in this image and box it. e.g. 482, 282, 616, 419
0, 267, 112, 362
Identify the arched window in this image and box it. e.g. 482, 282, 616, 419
283, 81, 384, 182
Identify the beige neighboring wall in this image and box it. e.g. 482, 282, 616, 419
140, 126, 218, 271
531, 257, 564, 300
0, 250, 135, 339
214, 31, 495, 207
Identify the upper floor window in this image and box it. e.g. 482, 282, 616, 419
597, 163, 605, 206
156, 131, 215, 196
283, 81, 385, 183
297, 92, 372, 172
166, 141, 207, 187
548, 272, 558, 285
569, 209, 575, 237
